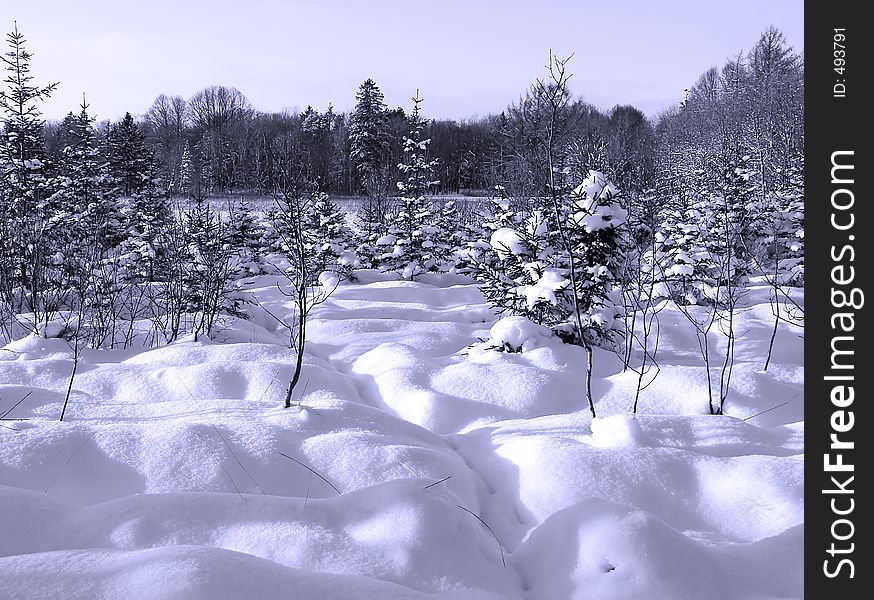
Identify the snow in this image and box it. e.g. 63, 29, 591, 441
0, 273, 803, 599
571, 170, 628, 232
487, 315, 555, 352
489, 227, 526, 258
517, 268, 569, 309
318, 271, 341, 289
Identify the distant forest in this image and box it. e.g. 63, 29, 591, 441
29, 27, 801, 201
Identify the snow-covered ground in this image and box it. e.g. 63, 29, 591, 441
0, 272, 803, 600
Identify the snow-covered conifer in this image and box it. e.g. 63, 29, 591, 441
379, 92, 440, 279
473, 171, 628, 345
0, 23, 58, 331
53, 98, 124, 252
303, 192, 359, 281
226, 198, 265, 276
349, 78, 390, 194
105, 112, 154, 198
182, 197, 247, 339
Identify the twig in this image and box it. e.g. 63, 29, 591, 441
44, 431, 97, 494
255, 376, 277, 403
0, 391, 32, 420
304, 471, 312, 509
189, 428, 245, 500
170, 370, 265, 495
741, 393, 800, 422
423, 475, 452, 490
456, 504, 506, 567
397, 459, 420, 478
288, 378, 311, 408
278, 451, 341, 495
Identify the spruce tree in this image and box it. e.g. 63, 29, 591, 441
380, 92, 440, 279
178, 140, 195, 197
349, 78, 390, 194
56, 98, 123, 252
105, 112, 153, 197
183, 197, 245, 340
302, 192, 358, 281
226, 198, 264, 276
0, 23, 57, 188
47, 98, 124, 346
0, 22, 58, 326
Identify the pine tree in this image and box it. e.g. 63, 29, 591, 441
178, 140, 195, 197
349, 78, 390, 194
460, 190, 523, 273
473, 208, 560, 324
472, 171, 628, 343
302, 192, 358, 281
0, 22, 58, 328
432, 200, 461, 271
380, 91, 440, 279
118, 184, 172, 284
562, 171, 629, 342
226, 198, 264, 276
55, 98, 123, 252
182, 197, 246, 340
48, 98, 126, 347
0, 23, 57, 190
105, 112, 154, 197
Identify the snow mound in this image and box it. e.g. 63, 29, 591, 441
589, 413, 651, 447
454, 413, 802, 542
0, 481, 517, 598
513, 497, 802, 600
488, 316, 554, 352
0, 546, 499, 600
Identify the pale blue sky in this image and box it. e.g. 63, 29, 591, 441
11, 0, 803, 123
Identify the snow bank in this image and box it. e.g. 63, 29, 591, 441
513, 497, 802, 600
0, 546, 504, 600
0, 273, 804, 599
454, 413, 802, 543
0, 481, 518, 597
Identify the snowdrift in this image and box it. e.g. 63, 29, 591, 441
0, 273, 803, 600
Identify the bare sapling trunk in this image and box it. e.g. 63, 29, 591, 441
741, 235, 803, 372
675, 278, 719, 415
284, 284, 308, 408
623, 228, 666, 414
59, 288, 89, 422
538, 51, 597, 419
269, 186, 339, 409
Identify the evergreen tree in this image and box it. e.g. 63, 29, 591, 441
302, 192, 358, 281
226, 198, 264, 276
47, 98, 125, 346
432, 200, 462, 271
0, 22, 58, 328
105, 111, 153, 197
0, 23, 57, 184
178, 140, 195, 197
562, 171, 629, 342
472, 171, 628, 345
349, 78, 390, 194
182, 196, 246, 339
54, 98, 123, 252
473, 208, 559, 324
380, 92, 440, 279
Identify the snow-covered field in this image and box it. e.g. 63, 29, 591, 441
0, 271, 803, 600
